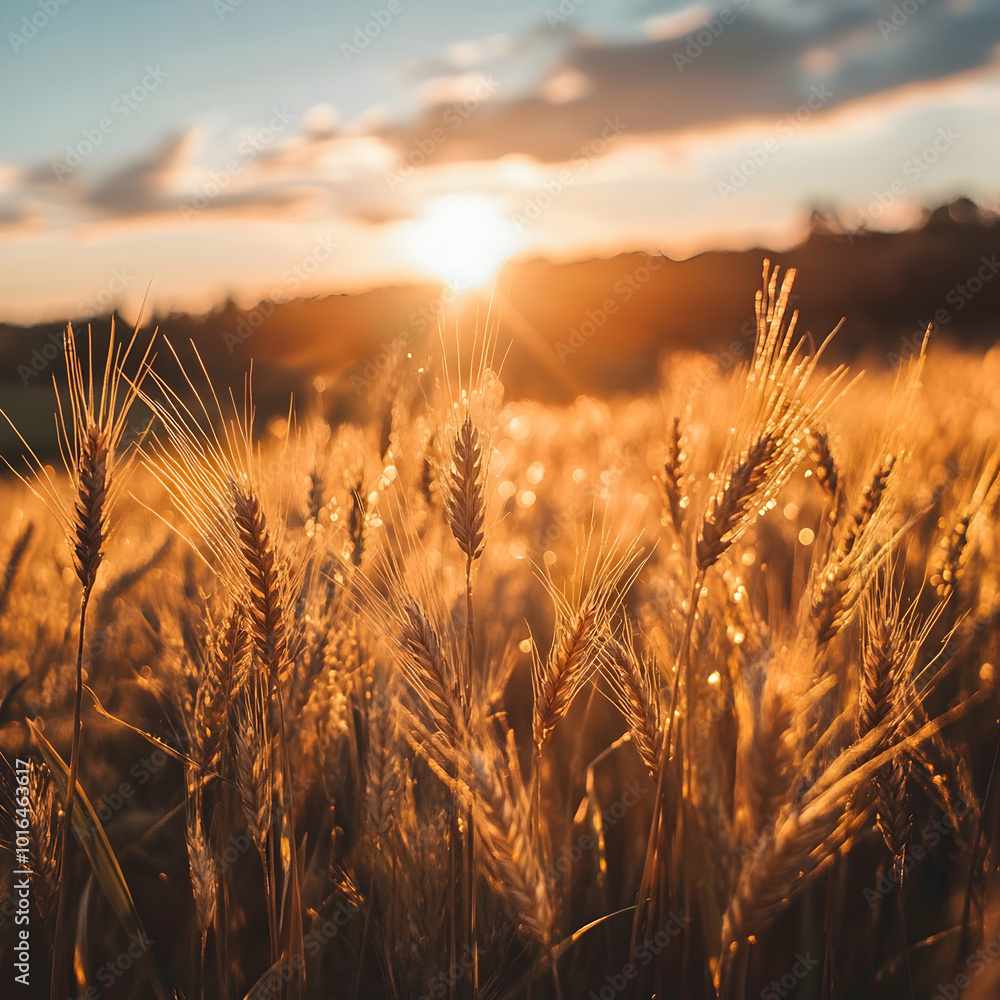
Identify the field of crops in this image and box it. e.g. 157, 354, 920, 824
2, 262, 1000, 1000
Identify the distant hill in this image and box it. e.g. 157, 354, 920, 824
2, 198, 998, 459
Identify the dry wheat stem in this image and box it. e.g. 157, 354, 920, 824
41, 324, 153, 1000
632, 261, 852, 986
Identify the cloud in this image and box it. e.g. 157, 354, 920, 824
374, 2, 1000, 163
0, 205, 45, 243
5, 0, 999, 246
86, 131, 321, 226
88, 132, 195, 214
10, 129, 334, 236
644, 5, 713, 42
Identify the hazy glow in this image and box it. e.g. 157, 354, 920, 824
407, 195, 517, 289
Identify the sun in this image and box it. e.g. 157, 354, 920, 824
406, 194, 517, 290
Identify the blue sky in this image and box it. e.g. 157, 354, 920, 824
2, 0, 999, 321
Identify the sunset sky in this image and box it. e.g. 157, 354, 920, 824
2, 0, 1000, 322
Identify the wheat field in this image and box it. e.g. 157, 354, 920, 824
2, 262, 1000, 1000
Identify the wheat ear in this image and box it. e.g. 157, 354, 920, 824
808, 428, 842, 522
602, 629, 663, 778
28, 764, 61, 926
5, 321, 155, 1000
658, 416, 686, 534
140, 348, 306, 989
444, 414, 487, 564
464, 732, 552, 946
397, 596, 463, 739
635, 259, 850, 975
841, 453, 896, 557
532, 533, 643, 751
697, 434, 777, 571
186, 803, 217, 1000
231, 481, 287, 681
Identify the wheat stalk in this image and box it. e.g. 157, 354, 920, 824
140, 347, 307, 990
634, 260, 850, 978
398, 596, 463, 738
462, 729, 552, 946
1, 322, 154, 1000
